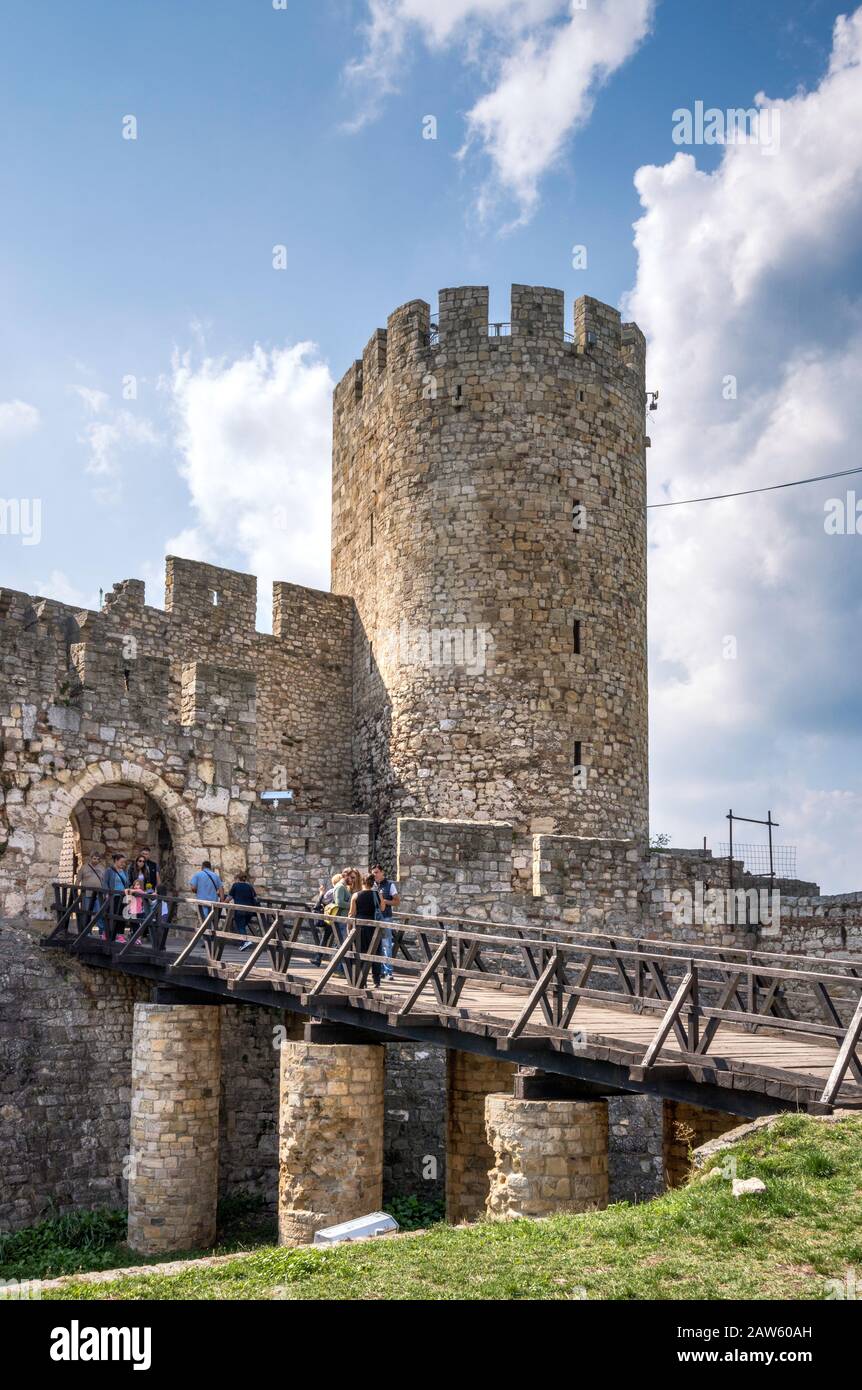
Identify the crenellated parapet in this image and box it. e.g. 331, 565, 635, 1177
335, 285, 645, 414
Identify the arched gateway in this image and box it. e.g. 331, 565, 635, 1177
37, 762, 204, 919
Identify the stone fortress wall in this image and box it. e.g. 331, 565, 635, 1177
0, 556, 356, 919
2, 285, 861, 1235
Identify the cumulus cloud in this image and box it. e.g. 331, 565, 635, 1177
79, 414, 161, 479
165, 342, 334, 618
31, 569, 97, 611
627, 7, 862, 890
347, 0, 654, 222
71, 384, 161, 505
0, 399, 40, 439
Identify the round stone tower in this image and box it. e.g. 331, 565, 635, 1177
331, 285, 648, 861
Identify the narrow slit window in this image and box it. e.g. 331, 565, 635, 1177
211, 590, 219, 606
572, 499, 585, 533
574, 740, 582, 770
573, 619, 582, 655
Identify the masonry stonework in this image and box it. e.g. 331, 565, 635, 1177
127, 1003, 221, 1255
485, 1095, 609, 1219
278, 1040, 385, 1245
332, 288, 648, 866
662, 1101, 743, 1189
446, 1051, 516, 1223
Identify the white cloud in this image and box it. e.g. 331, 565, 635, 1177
79, 413, 160, 479
166, 342, 334, 619
461, 0, 654, 224
627, 7, 862, 891
347, 0, 654, 222
0, 399, 40, 440
31, 569, 98, 611
72, 386, 110, 415
71, 384, 161, 504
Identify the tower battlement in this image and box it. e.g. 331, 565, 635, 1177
334, 285, 646, 411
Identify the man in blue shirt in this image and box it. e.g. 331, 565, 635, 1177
371, 863, 399, 981
104, 853, 129, 940
190, 860, 225, 924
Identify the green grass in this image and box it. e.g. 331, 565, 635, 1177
0, 1193, 276, 1283
38, 1115, 862, 1301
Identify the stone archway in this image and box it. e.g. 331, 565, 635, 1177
57, 785, 176, 892
32, 761, 205, 920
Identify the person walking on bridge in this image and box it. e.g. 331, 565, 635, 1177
137, 844, 161, 893
104, 853, 129, 941
371, 863, 399, 981
350, 873, 384, 988
190, 860, 225, 925
227, 871, 260, 951
75, 851, 105, 937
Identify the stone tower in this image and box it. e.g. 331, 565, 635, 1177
331, 285, 648, 862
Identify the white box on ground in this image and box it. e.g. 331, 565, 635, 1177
313, 1212, 399, 1246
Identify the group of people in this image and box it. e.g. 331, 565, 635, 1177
73, 846, 401, 984
74, 846, 164, 941
187, 859, 400, 982
312, 865, 400, 986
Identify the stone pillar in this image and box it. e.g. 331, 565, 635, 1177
446, 1051, 516, 1223
663, 1101, 742, 1189
278, 1040, 384, 1245
127, 1003, 221, 1255
485, 1095, 609, 1219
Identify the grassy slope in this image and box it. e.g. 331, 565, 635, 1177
45, 1115, 862, 1302
0, 1198, 276, 1284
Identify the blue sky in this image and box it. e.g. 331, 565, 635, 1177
2, 0, 861, 888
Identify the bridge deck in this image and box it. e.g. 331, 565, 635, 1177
202, 944, 862, 1111
46, 887, 862, 1117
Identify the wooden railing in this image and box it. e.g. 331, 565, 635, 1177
49, 884, 862, 1106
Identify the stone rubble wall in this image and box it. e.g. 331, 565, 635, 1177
384, 1042, 447, 1203
0, 556, 354, 919
0, 920, 302, 1233
446, 1051, 516, 1223
247, 808, 371, 902
485, 1095, 609, 1219
662, 1101, 743, 1189
607, 1094, 666, 1202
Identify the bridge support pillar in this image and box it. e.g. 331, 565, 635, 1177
127, 1003, 221, 1255
663, 1101, 742, 1188
446, 1052, 516, 1223
485, 1095, 609, 1219
278, 1040, 385, 1245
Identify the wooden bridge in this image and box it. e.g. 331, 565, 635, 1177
47, 885, 862, 1119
